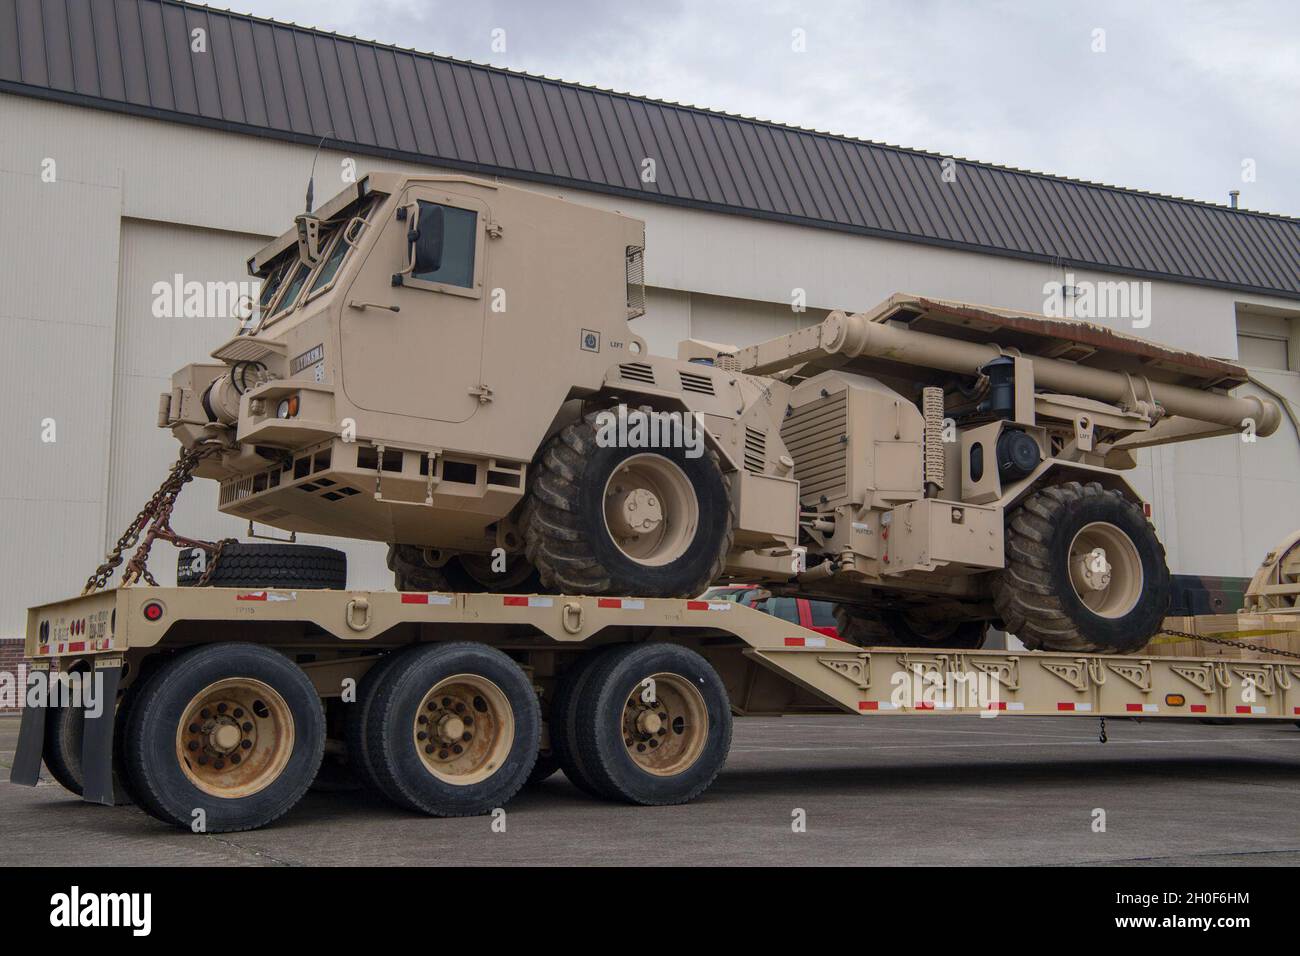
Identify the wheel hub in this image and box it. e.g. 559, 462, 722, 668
621, 673, 708, 777
175, 678, 294, 799
413, 675, 515, 786
1072, 546, 1112, 592
1067, 522, 1143, 618
600, 455, 699, 567
606, 486, 663, 538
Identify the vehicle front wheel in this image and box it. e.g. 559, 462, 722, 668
524, 410, 734, 597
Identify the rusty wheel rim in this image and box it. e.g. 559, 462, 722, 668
622, 672, 708, 776
414, 674, 515, 786
175, 678, 294, 799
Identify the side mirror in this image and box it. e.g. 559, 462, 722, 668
410, 205, 444, 276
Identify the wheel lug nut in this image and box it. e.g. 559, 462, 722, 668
188, 723, 199, 733
240, 740, 252, 750
200, 708, 211, 719
461, 732, 472, 742
198, 755, 208, 765
417, 731, 428, 741
426, 702, 436, 711
187, 741, 199, 751
452, 744, 463, 754
233, 708, 244, 718
230, 754, 241, 764
463, 717, 473, 726
418, 715, 428, 725
213, 760, 225, 770
425, 745, 435, 754
242, 722, 253, 732
441, 697, 451, 707
217, 703, 227, 713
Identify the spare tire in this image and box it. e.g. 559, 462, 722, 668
178, 543, 347, 590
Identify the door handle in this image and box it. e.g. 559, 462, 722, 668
348, 300, 400, 313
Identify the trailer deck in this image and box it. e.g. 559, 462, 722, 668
11, 585, 1300, 829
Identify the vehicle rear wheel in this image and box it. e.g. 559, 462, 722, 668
387, 545, 449, 592
441, 553, 544, 594
344, 646, 420, 799
572, 644, 732, 805
122, 644, 325, 832
524, 410, 734, 597
833, 606, 988, 649
994, 481, 1169, 653
526, 751, 561, 786
366, 643, 540, 816
179, 543, 346, 590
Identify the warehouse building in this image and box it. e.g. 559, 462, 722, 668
1, 0, 1298, 653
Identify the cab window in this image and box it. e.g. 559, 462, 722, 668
411, 201, 477, 289
308, 230, 351, 295
270, 261, 311, 318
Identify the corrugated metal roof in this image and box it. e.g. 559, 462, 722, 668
3, 0, 1299, 300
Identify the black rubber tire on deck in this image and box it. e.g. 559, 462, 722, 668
122, 644, 325, 832
366, 642, 540, 817
524, 410, 734, 597
179, 543, 347, 590
994, 481, 1169, 653
572, 643, 732, 806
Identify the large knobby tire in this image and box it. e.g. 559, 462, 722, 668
994, 481, 1169, 653
441, 553, 545, 594
122, 644, 325, 832
179, 543, 346, 590
365, 642, 540, 817
524, 410, 734, 597
833, 606, 988, 649
572, 644, 732, 806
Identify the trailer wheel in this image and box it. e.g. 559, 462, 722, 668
178, 543, 346, 590
343, 646, 421, 801
42, 671, 135, 804
366, 643, 540, 816
122, 644, 325, 832
573, 644, 732, 806
549, 648, 622, 798
524, 410, 734, 597
526, 751, 561, 785
994, 481, 1169, 653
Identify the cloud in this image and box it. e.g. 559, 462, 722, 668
196, 0, 1300, 215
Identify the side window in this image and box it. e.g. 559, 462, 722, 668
766, 598, 801, 624
411, 201, 477, 289
808, 602, 837, 628
270, 262, 311, 318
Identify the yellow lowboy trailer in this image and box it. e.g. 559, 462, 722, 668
11, 585, 1300, 832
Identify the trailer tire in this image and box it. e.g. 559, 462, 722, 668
122, 644, 325, 832
366, 643, 540, 817
179, 543, 346, 590
549, 648, 622, 798
42, 671, 135, 804
344, 647, 421, 801
526, 751, 561, 786
994, 481, 1169, 653
573, 643, 732, 806
524, 410, 734, 597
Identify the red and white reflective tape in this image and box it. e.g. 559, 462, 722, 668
400, 593, 453, 605
1126, 703, 1159, 713
858, 700, 900, 711
1294, 707, 1300, 715
597, 598, 646, 610
986, 701, 1025, 711
236, 591, 296, 602
685, 601, 731, 611
1235, 704, 1267, 715
503, 596, 554, 608
783, 635, 827, 648
1191, 704, 1208, 713
1057, 701, 1093, 712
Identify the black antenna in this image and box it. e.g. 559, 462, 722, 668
304, 132, 334, 214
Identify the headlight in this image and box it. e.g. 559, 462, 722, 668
276, 395, 300, 419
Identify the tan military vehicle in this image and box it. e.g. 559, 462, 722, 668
161, 172, 1280, 655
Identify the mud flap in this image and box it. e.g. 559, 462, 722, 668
8, 662, 50, 786
81, 658, 123, 806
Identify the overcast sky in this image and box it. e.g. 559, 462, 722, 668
199, 0, 1300, 218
